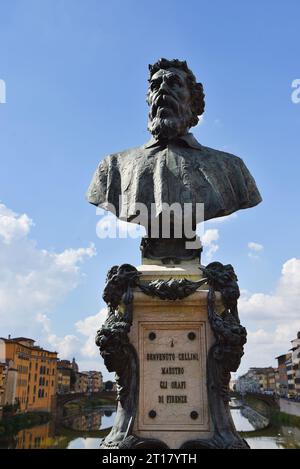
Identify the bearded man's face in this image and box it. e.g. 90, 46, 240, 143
147, 67, 193, 141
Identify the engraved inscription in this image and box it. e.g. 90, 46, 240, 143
139, 322, 209, 431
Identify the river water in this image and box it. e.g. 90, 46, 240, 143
2, 403, 300, 449
231, 401, 300, 449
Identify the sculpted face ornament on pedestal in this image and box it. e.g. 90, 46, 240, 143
88, 59, 262, 449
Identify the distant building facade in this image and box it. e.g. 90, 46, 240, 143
276, 353, 292, 397
83, 371, 103, 394
1, 361, 18, 408
75, 372, 88, 394
0, 363, 6, 416
236, 367, 276, 394
237, 332, 300, 399
0, 336, 111, 417
56, 359, 102, 395
0, 337, 57, 412
236, 369, 260, 394
56, 358, 79, 393
290, 332, 300, 396
57, 363, 71, 394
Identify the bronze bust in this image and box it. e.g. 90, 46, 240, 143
87, 59, 262, 261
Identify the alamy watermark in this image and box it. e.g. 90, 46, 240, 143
95, 197, 205, 249
291, 79, 300, 104
0, 79, 6, 104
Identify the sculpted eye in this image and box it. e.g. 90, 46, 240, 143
167, 76, 182, 87
151, 81, 159, 91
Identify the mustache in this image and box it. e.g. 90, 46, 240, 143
150, 92, 180, 118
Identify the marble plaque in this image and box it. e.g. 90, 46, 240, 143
138, 322, 210, 431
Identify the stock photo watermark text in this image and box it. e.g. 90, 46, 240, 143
291, 79, 300, 104
0, 79, 6, 104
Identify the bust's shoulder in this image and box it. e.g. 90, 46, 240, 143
200, 145, 242, 164
98, 144, 146, 168
107, 144, 147, 160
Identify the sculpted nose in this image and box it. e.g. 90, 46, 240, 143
159, 78, 169, 93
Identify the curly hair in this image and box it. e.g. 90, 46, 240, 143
148, 58, 205, 127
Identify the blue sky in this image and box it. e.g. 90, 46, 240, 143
0, 0, 300, 378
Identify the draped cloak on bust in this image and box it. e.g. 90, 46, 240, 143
86, 133, 262, 229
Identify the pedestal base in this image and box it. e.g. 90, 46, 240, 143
96, 261, 249, 449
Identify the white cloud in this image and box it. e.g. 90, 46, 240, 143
35, 313, 80, 359
197, 214, 237, 262
0, 202, 111, 376
247, 328, 270, 344
202, 229, 219, 245
55, 244, 96, 272
75, 308, 114, 380
247, 241, 264, 260
0, 202, 96, 334
201, 228, 219, 262
248, 241, 264, 252
238, 258, 300, 374
47, 334, 80, 358
0, 203, 33, 244
76, 308, 107, 358
240, 258, 300, 322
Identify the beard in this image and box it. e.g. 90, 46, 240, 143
147, 93, 193, 141
148, 115, 189, 141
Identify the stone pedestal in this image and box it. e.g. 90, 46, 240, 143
96, 261, 249, 449
129, 265, 221, 448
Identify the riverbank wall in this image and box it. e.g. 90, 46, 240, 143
280, 399, 300, 418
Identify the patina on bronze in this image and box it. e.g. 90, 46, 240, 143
87, 58, 262, 261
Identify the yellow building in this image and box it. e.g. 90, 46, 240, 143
75, 372, 88, 394
57, 366, 71, 394
15, 422, 54, 449
2, 337, 58, 412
